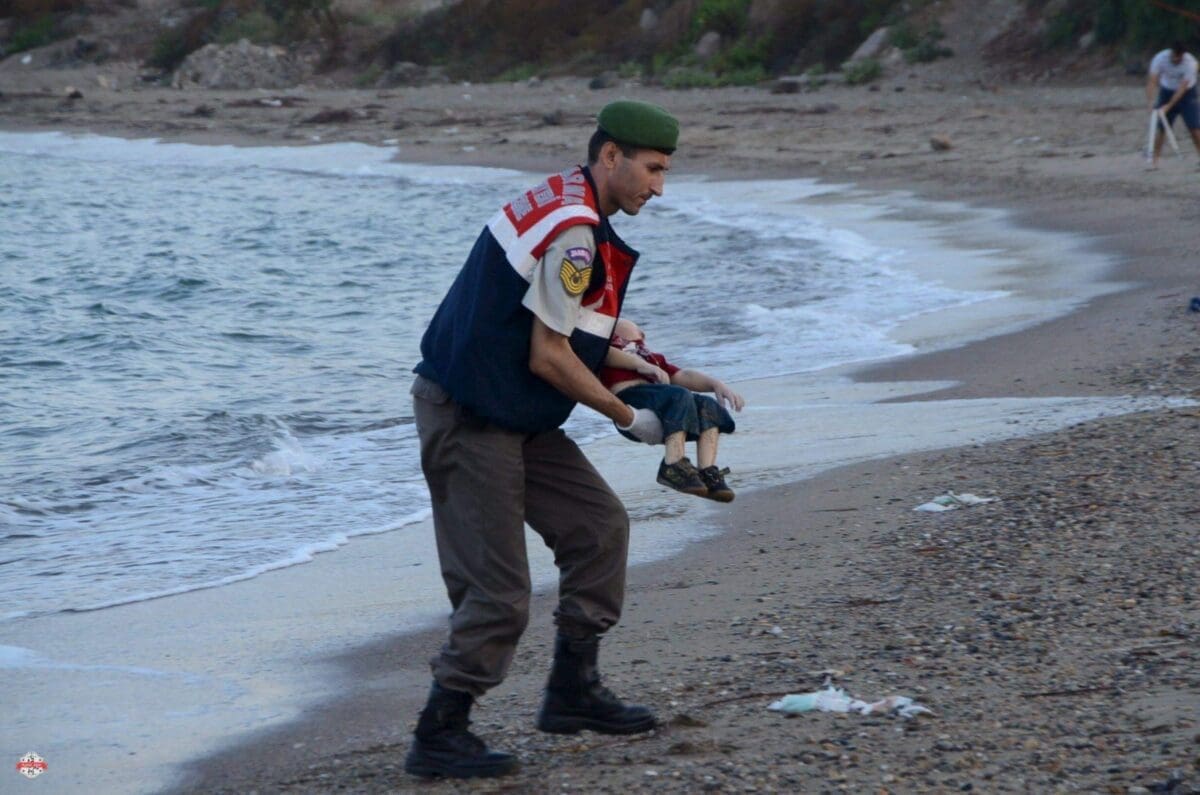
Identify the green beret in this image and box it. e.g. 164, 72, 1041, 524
597, 100, 679, 153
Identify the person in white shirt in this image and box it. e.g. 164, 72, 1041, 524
1146, 42, 1200, 168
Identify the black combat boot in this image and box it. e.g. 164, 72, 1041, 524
404, 681, 517, 779
536, 634, 657, 735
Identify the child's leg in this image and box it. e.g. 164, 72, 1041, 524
664, 431, 686, 464
696, 427, 719, 469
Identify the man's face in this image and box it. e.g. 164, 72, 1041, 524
601, 146, 670, 216
1171, 51, 1184, 65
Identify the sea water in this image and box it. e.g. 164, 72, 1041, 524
0, 131, 999, 623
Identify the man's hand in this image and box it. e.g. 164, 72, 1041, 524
617, 407, 663, 444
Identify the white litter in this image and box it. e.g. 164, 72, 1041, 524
914, 491, 997, 512
769, 682, 932, 719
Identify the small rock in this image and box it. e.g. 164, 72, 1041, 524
694, 31, 721, 61
588, 71, 618, 90
64, 87, 83, 99
542, 109, 564, 126
851, 27, 891, 61
930, 134, 953, 152
376, 61, 425, 88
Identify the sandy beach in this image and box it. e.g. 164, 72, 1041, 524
4, 50, 1200, 795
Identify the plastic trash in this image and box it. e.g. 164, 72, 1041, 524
914, 491, 997, 512
1189, 297, 1200, 313
769, 682, 932, 719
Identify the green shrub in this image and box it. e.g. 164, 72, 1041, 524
843, 57, 882, 85
147, 7, 219, 71
6, 14, 60, 54
716, 35, 768, 72
495, 62, 538, 82
662, 66, 719, 89
1088, 0, 1195, 50
693, 0, 751, 38
1044, 11, 1082, 49
887, 21, 920, 51
616, 60, 643, 79
719, 64, 767, 85
888, 21, 953, 63
354, 63, 382, 87
215, 10, 279, 44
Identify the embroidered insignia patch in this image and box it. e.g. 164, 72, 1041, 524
565, 247, 593, 266
559, 257, 592, 296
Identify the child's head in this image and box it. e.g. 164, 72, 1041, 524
614, 317, 644, 342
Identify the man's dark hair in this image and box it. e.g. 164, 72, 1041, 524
587, 129, 638, 164
1171, 41, 1186, 56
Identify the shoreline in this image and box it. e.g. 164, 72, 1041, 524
3, 76, 1199, 794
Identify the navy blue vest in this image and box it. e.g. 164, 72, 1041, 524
415, 166, 639, 433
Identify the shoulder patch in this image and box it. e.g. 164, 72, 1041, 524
565, 246, 593, 266
559, 257, 592, 296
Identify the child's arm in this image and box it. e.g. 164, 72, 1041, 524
670, 369, 745, 411
604, 346, 670, 384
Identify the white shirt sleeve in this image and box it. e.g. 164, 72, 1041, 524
1185, 54, 1198, 89
520, 224, 597, 337
1149, 50, 1169, 78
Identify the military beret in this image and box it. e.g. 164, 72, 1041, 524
597, 100, 679, 153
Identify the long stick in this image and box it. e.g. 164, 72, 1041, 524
1160, 108, 1181, 154
1148, 0, 1200, 24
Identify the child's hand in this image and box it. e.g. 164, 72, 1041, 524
636, 362, 670, 384
714, 382, 745, 412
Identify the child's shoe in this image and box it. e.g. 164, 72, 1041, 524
656, 457, 708, 497
699, 466, 735, 502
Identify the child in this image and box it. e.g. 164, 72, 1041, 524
599, 318, 745, 502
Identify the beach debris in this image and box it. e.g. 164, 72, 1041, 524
929, 134, 953, 151
226, 96, 306, 109
303, 108, 356, 125
1189, 297, 1200, 313
64, 87, 83, 100
807, 102, 840, 114
769, 682, 932, 719
187, 104, 216, 118
914, 491, 997, 512
542, 109, 565, 126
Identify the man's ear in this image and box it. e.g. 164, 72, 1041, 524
598, 140, 620, 171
